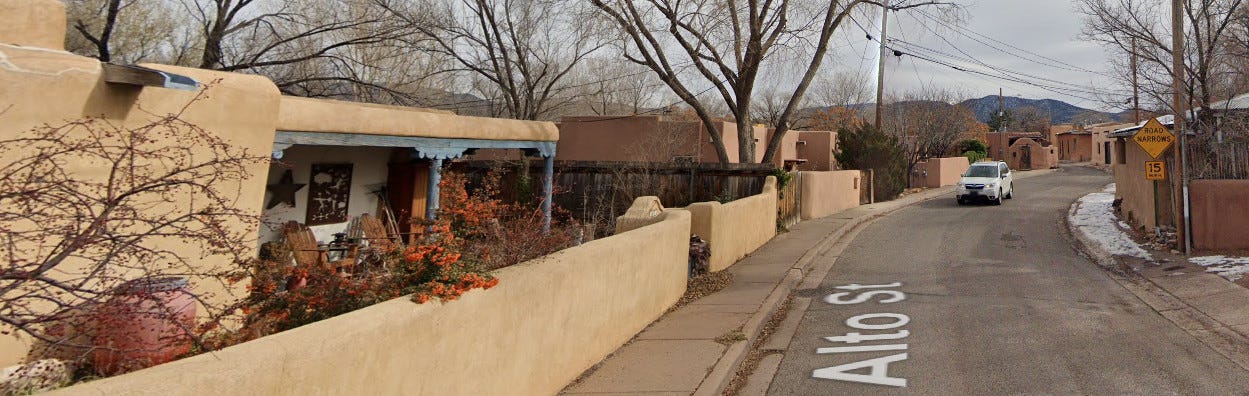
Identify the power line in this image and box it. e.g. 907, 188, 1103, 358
844, 13, 1119, 106
912, 8, 1114, 78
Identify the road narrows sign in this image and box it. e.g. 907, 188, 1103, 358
1133, 118, 1175, 159
1146, 161, 1166, 180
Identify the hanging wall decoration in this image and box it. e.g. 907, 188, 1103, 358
306, 163, 353, 226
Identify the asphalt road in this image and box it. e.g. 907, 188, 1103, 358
767, 166, 1249, 395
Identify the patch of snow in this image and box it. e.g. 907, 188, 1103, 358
1191, 256, 1249, 281
1117, 220, 1131, 230
1069, 183, 1152, 260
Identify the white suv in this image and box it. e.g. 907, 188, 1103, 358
956, 161, 1014, 205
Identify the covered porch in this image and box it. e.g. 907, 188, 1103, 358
263, 97, 559, 246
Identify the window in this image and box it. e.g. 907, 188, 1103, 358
965, 165, 999, 178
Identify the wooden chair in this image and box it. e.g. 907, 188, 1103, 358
357, 214, 400, 252
281, 221, 356, 273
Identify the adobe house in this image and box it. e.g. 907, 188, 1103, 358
909, 157, 971, 188
1108, 117, 1179, 232
1112, 104, 1249, 250
1057, 122, 1133, 164
1056, 130, 1093, 162
986, 132, 1058, 170
1089, 122, 1134, 166
0, 0, 557, 365
263, 97, 558, 243
476, 115, 835, 170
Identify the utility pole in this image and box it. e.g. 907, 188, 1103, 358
1131, 38, 1141, 125
1171, 0, 1191, 254
997, 88, 1006, 159
874, 4, 890, 130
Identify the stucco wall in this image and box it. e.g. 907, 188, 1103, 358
798, 171, 860, 220
909, 157, 971, 188
797, 131, 835, 171
0, 0, 65, 50
278, 96, 558, 142
261, 146, 397, 243
551, 116, 707, 162
1190, 180, 1249, 250
688, 177, 778, 272
1112, 139, 1174, 231
51, 210, 692, 396
1058, 134, 1093, 162
1008, 138, 1057, 170
0, 34, 279, 364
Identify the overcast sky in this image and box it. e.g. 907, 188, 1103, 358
825, 0, 1124, 110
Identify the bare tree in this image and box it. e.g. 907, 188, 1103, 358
177, 0, 419, 99
66, 0, 195, 64
1078, 0, 1246, 132
0, 92, 265, 368
882, 86, 977, 187
589, 0, 957, 164
1012, 106, 1053, 133
813, 71, 873, 108
376, 0, 608, 120
563, 59, 664, 116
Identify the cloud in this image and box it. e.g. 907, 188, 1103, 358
826, 0, 1118, 110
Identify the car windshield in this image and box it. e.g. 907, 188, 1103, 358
965, 166, 999, 178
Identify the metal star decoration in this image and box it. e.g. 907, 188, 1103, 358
265, 170, 306, 209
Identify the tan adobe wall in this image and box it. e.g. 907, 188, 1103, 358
1112, 140, 1174, 231
615, 196, 668, 234
796, 131, 835, 171
1007, 138, 1057, 170
50, 210, 692, 396
687, 177, 778, 272
551, 116, 703, 162
0, 41, 280, 365
1189, 180, 1249, 250
798, 171, 860, 220
278, 96, 558, 142
755, 127, 798, 168
1058, 134, 1093, 162
910, 157, 970, 188
0, 0, 66, 50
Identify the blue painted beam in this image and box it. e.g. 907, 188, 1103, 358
275, 131, 556, 157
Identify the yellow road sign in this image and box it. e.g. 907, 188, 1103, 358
1133, 118, 1175, 159
1146, 161, 1166, 180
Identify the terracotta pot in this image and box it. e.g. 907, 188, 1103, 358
91, 277, 196, 375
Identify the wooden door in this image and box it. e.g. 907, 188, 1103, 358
387, 160, 429, 241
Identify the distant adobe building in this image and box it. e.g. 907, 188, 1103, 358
474, 115, 839, 171
985, 132, 1058, 170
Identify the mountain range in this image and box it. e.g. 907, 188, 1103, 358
956, 95, 1118, 125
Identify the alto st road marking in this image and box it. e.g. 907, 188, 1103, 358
813, 282, 910, 388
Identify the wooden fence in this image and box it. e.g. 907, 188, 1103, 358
450, 160, 775, 236
776, 172, 802, 229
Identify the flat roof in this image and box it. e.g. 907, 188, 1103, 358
277, 96, 558, 142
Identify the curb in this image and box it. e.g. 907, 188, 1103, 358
1065, 191, 1249, 371
693, 185, 956, 395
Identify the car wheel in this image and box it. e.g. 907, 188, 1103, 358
956, 198, 965, 205
993, 189, 1003, 205
1005, 184, 1014, 199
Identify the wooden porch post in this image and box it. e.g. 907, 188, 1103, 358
426, 158, 443, 221
542, 155, 554, 234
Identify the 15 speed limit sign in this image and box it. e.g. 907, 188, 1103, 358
1146, 161, 1166, 180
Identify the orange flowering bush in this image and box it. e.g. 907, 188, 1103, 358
202, 168, 570, 352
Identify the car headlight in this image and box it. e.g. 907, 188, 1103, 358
987, 182, 998, 188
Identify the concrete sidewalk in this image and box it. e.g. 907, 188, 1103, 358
561, 169, 1057, 395
558, 191, 945, 395
1069, 194, 1249, 371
